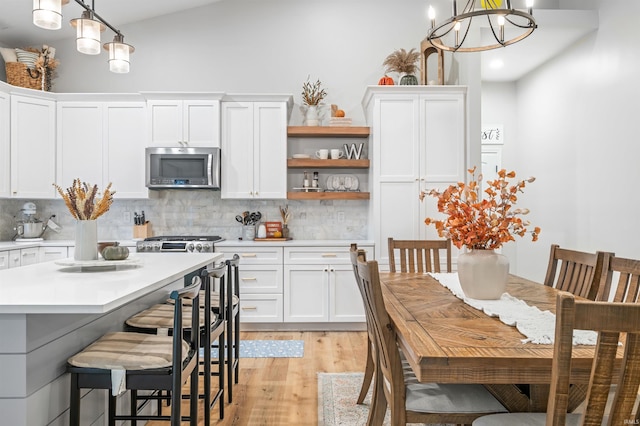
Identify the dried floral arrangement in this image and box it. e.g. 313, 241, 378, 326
383, 48, 420, 75
301, 77, 327, 106
420, 167, 540, 250
29, 45, 59, 91
53, 179, 115, 220
279, 205, 291, 225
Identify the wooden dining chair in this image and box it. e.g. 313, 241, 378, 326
356, 258, 507, 425
597, 255, 640, 303
349, 243, 375, 406
387, 237, 452, 273
543, 244, 611, 300
473, 291, 640, 426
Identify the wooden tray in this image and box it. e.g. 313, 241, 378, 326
253, 238, 292, 242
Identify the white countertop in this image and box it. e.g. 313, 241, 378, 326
0, 239, 139, 251
216, 239, 374, 247
0, 252, 222, 314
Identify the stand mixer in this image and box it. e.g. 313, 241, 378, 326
13, 202, 61, 241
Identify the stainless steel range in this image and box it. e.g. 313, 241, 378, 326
136, 235, 225, 253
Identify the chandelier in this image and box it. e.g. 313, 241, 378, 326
426, 0, 536, 52
32, 0, 134, 73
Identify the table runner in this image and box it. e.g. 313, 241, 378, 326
428, 272, 597, 345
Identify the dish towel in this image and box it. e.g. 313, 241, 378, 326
428, 272, 597, 345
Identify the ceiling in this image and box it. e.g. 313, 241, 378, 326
0, 1, 598, 83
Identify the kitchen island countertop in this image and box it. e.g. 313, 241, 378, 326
0, 252, 222, 314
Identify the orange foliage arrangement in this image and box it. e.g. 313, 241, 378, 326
420, 167, 540, 250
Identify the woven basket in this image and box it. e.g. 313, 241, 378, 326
5, 62, 45, 91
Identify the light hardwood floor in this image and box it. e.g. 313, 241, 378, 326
146, 330, 368, 426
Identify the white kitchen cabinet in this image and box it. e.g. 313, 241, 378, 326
362, 86, 468, 268
146, 98, 222, 147
56, 100, 148, 198
7, 247, 40, 268
38, 246, 68, 262
57, 102, 103, 187
216, 246, 284, 323
104, 102, 148, 198
221, 95, 292, 199
283, 245, 370, 323
0, 90, 10, 198
0, 251, 9, 269
10, 95, 56, 198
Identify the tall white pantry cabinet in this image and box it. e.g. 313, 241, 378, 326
362, 86, 469, 268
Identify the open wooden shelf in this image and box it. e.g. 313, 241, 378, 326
287, 191, 370, 200
287, 126, 370, 138
287, 158, 369, 168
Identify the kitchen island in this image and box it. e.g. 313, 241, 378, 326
0, 252, 222, 426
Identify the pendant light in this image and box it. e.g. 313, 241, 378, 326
70, 9, 105, 55
32, 0, 135, 72
426, 0, 537, 52
32, 0, 70, 30
103, 34, 135, 73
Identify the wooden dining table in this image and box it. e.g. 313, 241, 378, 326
378, 272, 602, 412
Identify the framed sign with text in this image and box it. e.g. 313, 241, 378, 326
481, 124, 504, 144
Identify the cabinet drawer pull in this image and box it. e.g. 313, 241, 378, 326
241, 277, 257, 281
242, 306, 258, 311
321, 253, 337, 257
241, 253, 257, 258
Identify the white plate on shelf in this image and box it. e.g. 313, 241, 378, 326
325, 174, 359, 191
292, 154, 311, 159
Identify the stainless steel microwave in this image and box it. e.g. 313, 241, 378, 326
145, 147, 221, 189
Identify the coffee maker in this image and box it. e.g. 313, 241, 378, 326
13, 202, 61, 241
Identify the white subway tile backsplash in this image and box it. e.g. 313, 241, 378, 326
0, 190, 369, 242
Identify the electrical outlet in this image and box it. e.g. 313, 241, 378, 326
123, 211, 131, 223
337, 211, 345, 222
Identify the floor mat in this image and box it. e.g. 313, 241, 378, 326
317, 372, 450, 426
202, 339, 304, 358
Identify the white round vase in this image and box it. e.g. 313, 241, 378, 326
457, 249, 509, 299
305, 105, 319, 126
74, 219, 98, 261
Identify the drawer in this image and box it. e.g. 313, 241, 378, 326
239, 294, 283, 323
285, 245, 374, 265
217, 246, 283, 265
238, 265, 283, 293
39, 246, 68, 262
0, 251, 8, 270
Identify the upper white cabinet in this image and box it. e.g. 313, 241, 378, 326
362, 86, 468, 267
57, 102, 103, 187
104, 102, 148, 198
56, 97, 148, 198
10, 95, 56, 198
221, 94, 292, 199
145, 94, 224, 147
0, 90, 10, 197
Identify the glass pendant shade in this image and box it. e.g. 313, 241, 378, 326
70, 11, 105, 55
104, 35, 135, 73
32, 0, 63, 30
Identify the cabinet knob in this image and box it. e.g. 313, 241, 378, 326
322, 253, 337, 257
241, 277, 257, 281
242, 306, 258, 311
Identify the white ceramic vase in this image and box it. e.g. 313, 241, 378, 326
305, 105, 319, 126
457, 249, 509, 299
74, 220, 98, 261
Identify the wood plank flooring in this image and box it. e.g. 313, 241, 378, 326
145, 330, 368, 426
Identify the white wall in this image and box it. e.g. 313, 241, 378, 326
50, 0, 475, 126
485, 0, 640, 282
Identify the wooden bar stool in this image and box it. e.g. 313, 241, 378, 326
225, 254, 241, 400
67, 278, 201, 426
125, 264, 227, 425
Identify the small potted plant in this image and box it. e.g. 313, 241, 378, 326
301, 77, 327, 126
382, 48, 420, 85
420, 167, 540, 299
